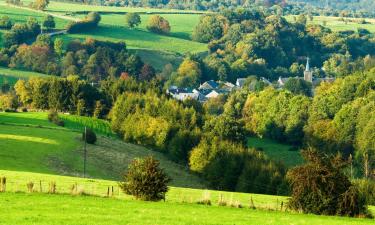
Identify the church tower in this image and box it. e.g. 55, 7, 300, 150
304, 57, 313, 82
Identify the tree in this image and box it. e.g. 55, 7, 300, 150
139, 64, 155, 81
119, 156, 171, 201
192, 15, 228, 43
42, 15, 55, 31
0, 16, 13, 29
146, 15, 170, 34
82, 128, 97, 144
170, 57, 201, 88
287, 149, 369, 217
284, 78, 312, 96
33, 0, 49, 10
54, 38, 63, 56
125, 13, 141, 28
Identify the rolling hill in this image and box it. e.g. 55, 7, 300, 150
0, 112, 204, 188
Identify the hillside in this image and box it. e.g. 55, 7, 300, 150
0, 67, 52, 86
0, 112, 204, 188
0, 169, 373, 224
0, 0, 207, 69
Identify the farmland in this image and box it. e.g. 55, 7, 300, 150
247, 137, 303, 168
0, 168, 374, 225
0, 112, 204, 187
286, 15, 375, 33
0, 4, 69, 29
0, 67, 51, 86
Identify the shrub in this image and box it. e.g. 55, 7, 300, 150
146, 15, 170, 34
27, 182, 34, 193
355, 179, 375, 205
66, 12, 101, 34
48, 110, 64, 127
82, 128, 97, 144
125, 13, 141, 28
48, 110, 58, 122
287, 149, 370, 217
119, 156, 171, 201
0, 16, 12, 29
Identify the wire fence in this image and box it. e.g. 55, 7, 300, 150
0, 177, 288, 211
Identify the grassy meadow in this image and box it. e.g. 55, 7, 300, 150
0, 67, 51, 86
286, 15, 375, 33
0, 4, 69, 29
0, 112, 204, 187
0, 113, 374, 224
0, 192, 373, 225
247, 137, 303, 168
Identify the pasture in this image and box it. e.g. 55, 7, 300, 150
0, 172, 373, 225
247, 137, 303, 168
0, 112, 204, 187
286, 15, 375, 33
0, 193, 373, 225
98, 13, 202, 40
0, 4, 69, 29
61, 24, 206, 54
0, 67, 51, 86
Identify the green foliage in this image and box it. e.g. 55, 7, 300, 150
42, 15, 55, 30
192, 15, 228, 43
120, 156, 171, 201
146, 15, 170, 34
243, 87, 310, 145
283, 78, 312, 96
66, 12, 101, 34
189, 138, 287, 195
110, 91, 201, 161
169, 57, 202, 88
47, 110, 64, 127
82, 128, 97, 144
287, 149, 370, 217
0, 93, 18, 111
0, 16, 13, 29
32, 0, 50, 10
125, 13, 141, 28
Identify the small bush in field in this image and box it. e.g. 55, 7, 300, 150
119, 156, 171, 201
27, 182, 34, 193
82, 128, 97, 144
48, 111, 64, 127
287, 149, 370, 217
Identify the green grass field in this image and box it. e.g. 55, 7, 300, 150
286, 15, 375, 33
58, 114, 114, 137
0, 4, 69, 29
0, 67, 52, 86
247, 137, 303, 168
0, 112, 204, 187
97, 13, 201, 40
61, 24, 206, 54
0, 112, 374, 224
42, 0, 203, 14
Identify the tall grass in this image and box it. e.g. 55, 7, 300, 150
58, 114, 115, 137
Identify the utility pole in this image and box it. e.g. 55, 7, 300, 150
83, 126, 87, 178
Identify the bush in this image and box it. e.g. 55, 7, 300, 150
82, 128, 97, 144
287, 149, 370, 217
48, 111, 64, 127
355, 179, 375, 205
66, 12, 101, 34
119, 156, 171, 201
146, 15, 170, 34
